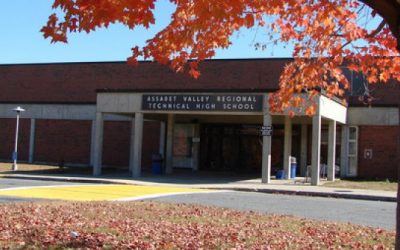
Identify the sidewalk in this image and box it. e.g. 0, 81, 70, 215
0, 168, 396, 202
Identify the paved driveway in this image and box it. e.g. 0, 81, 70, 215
151, 191, 396, 230
0, 178, 395, 229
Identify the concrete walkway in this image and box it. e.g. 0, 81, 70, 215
0, 171, 396, 202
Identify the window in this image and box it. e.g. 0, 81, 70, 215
342, 68, 367, 96
173, 124, 194, 168
347, 126, 358, 176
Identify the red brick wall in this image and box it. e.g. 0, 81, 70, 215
0, 118, 30, 161
0, 60, 399, 107
0, 117, 160, 169
35, 120, 91, 164
142, 121, 161, 170
358, 126, 398, 180
102, 121, 130, 167
102, 121, 160, 169
0, 60, 285, 103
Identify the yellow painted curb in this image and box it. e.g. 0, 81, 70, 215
0, 184, 208, 201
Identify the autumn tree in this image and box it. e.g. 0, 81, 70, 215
42, 0, 399, 114
361, 0, 400, 50
42, 0, 399, 246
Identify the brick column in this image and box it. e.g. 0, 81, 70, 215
28, 118, 36, 163
129, 117, 135, 173
93, 112, 104, 176
165, 114, 174, 174
283, 116, 292, 179
261, 96, 272, 183
300, 124, 308, 176
90, 120, 96, 166
311, 114, 321, 185
327, 120, 337, 181
132, 113, 143, 177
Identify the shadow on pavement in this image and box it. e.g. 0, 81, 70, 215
1, 163, 264, 185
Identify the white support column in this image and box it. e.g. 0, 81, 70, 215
283, 116, 292, 179
192, 124, 200, 171
129, 117, 135, 173
300, 124, 308, 176
28, 118, 36, 163
261, 95, 272, 183
132, 112, 143, 177
165, 114, 175, 174
327, 120, 337, 181
311, 114, 321, 185
89, 120, 96, 166
340, 125, 349, 178
93, 112, 104, 176
159, 122, 166, 159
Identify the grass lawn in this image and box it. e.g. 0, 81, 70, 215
0, 201, 394, 249
323, 179, 398, 192
0, 162, 92, 175
0, 162, 60, 173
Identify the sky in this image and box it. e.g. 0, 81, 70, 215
0, 0, 293, 65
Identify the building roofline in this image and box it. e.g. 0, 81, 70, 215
2, 56, 399, 67
0, 57, 293, 67
96, 88, 278, 93
0, 101, 96, 105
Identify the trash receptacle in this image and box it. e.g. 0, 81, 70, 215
151, 154, 163, 174
290, 157, 297, 179
276, 170, 285, 179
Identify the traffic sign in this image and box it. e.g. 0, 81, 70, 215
260, 126, 273, 136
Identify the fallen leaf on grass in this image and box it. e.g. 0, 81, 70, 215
0, 201, 395, 249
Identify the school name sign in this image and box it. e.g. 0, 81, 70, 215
142, 94, 263, 112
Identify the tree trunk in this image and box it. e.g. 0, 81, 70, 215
362, 2, 400, 247
397, 103, 400, 249
359, 0, 400, 51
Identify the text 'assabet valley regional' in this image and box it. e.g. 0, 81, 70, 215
142, 94, 263, 112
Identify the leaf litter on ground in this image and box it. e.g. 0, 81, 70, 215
0, 201, 394, 249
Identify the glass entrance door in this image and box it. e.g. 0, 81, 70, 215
200, 124, 262, 173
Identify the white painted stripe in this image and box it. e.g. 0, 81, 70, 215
114, 190, 231, 201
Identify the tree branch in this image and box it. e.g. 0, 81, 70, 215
368, 20, 386, 37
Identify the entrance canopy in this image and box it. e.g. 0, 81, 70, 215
93, 90, 347, 185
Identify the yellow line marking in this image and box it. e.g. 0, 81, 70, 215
0, 184, 208, 201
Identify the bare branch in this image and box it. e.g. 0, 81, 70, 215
367, 19, 386, 37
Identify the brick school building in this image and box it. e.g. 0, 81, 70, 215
0, 59, 398, 184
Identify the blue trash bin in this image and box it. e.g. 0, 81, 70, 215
151, 154, 163, 174
276, 170, 285, 179
290, 157, 297, 179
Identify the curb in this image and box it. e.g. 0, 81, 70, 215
210, 187, 397, 203
0, 174, 396, 203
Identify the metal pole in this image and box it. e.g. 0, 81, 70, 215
12, 112, 20, 171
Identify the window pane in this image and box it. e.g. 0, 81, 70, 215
351, 72, 367, 96
349, 127, 357, 140
348, 142, 356, 155
348, 157, 357, 176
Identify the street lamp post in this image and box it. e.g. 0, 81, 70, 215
12, 106, 25, 171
